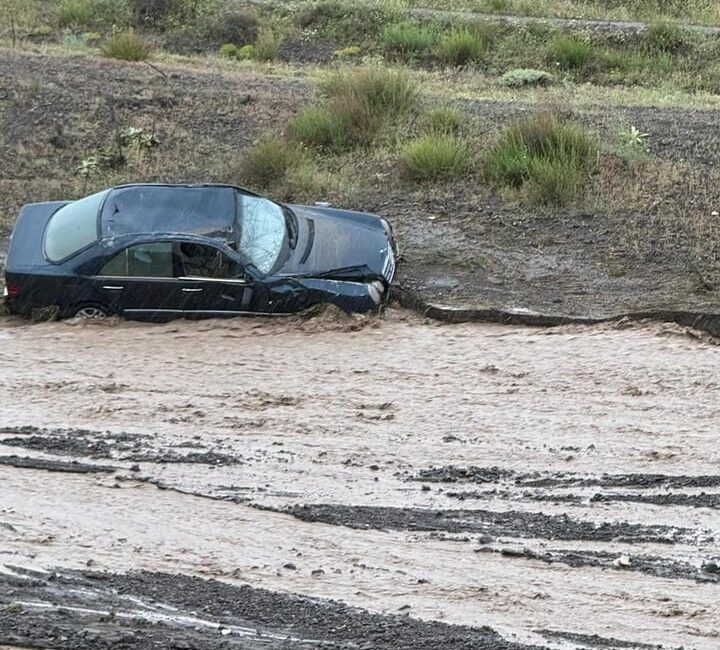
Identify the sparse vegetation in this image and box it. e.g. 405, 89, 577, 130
253, 28, 282, 61
485, 112, 598, 205
295, 0, 401, 43
101, 29, 152, 61
401, 135, 471, 180
500, 68, 555, 87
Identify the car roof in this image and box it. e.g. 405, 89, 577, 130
99, 184, 258, 241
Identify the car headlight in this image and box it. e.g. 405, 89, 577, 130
367, 280, 385, 305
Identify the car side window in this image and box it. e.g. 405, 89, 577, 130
99, 242, 174, 278
179, 242, 243, 279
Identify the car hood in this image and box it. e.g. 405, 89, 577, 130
276, 205, 394, 283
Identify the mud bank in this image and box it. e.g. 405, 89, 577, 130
279, 504, 690, 544
0, 567, 533, 650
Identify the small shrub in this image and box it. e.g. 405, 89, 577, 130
401, 135, 471, 180
547, 35, 593, 70
425, 106, 464, 134
383, 21, 436, 58
219, 42, 238, 58
206, 8, 258, 46
58, 0, 93, 27
290, 106, 352, 151
321, 67, 419, 116
485, 112, 597, 205
101, 29, 152, 60
237, 44, 255, 60
435, 27, 488, 66
253, 29, 281, 61
333, 45, 361, 58
499, 68, 554, 87
240, 136, 306, 186
646, 20, 687, 53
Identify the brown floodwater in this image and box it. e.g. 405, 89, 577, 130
1, 309, 719, 649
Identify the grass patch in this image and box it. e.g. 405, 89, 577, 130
485, 111, 598, 205
290, 105, 355, 151
321, 67, 419, 116
253, 28, 282, 61
101, 29, 152, 60
547, 35, 593, 70
239, 136, 307, 187
58, 0, 94, 27
383, 21, 436, 59
292, 68, 419, 152
401, 135, 471, 180
645, 21, 688, 53
435, 27, 490, 66
424, 106, 464, 134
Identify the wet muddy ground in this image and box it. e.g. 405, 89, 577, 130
1, 310, 720, 648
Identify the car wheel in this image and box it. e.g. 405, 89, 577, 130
73, 304, 109, 319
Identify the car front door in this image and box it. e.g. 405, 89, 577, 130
95, 241, 186, 320
177, 241, 261, 318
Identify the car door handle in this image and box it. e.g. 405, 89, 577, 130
102, 285, 125, 290
182, 288, 203, 293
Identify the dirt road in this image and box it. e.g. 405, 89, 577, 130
1, 309, 720, 649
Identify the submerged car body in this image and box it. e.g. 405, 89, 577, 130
4, 183, 397, 320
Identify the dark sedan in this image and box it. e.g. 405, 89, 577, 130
4, 183, 397, 320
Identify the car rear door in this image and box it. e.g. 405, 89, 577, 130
95, 241, 187, 320
176, 241, 261, 317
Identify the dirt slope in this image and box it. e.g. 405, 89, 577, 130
3, 48, 720, 319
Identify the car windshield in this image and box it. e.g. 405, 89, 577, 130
236, 194, 287, 274
44, 190, 109, 262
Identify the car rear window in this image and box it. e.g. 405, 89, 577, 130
44, 190, 108, 262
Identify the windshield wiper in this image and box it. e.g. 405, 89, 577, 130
282, 204, 298, 249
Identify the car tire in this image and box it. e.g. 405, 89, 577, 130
72, 303, 110, 319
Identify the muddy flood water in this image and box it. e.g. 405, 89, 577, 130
1, 308, 719, 649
